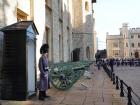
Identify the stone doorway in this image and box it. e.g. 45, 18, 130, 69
72, 48, 80, 61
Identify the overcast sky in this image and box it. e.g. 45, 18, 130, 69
94, 0, 140, 50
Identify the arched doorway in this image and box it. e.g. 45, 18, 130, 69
72, 48, 80, 62
135, 51, 139, 58
86, 46, 90, 60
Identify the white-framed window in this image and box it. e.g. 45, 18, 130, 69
126, 43, 128, 47
138, 34, 140, 38
113, 42, 118, 48
131, 43, 134, 47
131, 35, 134, 39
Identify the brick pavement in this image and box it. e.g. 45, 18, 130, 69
0, 65, 127, 105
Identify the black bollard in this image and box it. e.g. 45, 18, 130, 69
116, 76, 119, 90
127, 87, 132, 105
113, 73, 115, 84
120, 80, 124, 97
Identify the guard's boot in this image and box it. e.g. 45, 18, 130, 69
39, 91, 44, 100
43, 91, 50, 98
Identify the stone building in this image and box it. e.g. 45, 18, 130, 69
72, 0, 96, 61
106, 34, 122, 58
0, 0, 96, 63
128, 27, 140, 58
106, 23, 140, 58
0, 0, 97, 99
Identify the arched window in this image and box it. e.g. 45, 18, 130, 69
85, 1, 89, 11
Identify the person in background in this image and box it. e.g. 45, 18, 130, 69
97, 60, 101, 70
109, 58, 114, 72
38, 44, 50, 100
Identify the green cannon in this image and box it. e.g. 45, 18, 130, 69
49, 61, 93, 90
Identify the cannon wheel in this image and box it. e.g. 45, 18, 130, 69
50, 66, 75, 90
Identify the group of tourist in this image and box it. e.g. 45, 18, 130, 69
96, 58, 140, 71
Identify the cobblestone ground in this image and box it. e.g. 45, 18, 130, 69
0, 65, 127, 105
113, 65, 140, 104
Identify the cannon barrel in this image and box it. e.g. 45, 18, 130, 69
49, 61, 93, 90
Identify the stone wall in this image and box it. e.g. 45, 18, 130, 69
72, 0, 95, 60
0, 0, 17, 28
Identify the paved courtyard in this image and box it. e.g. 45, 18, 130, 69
114, 66, 140, 96
113, 65, 140, 105
0, 65, 127, 105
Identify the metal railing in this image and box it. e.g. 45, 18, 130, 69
102, 64, 140, 105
